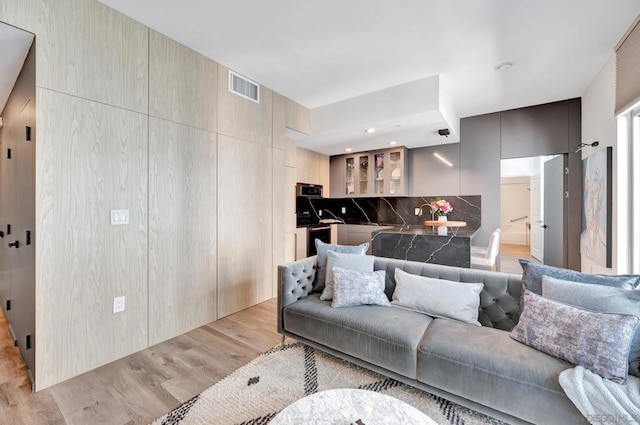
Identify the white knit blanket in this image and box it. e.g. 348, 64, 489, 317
559, 366, 640, 424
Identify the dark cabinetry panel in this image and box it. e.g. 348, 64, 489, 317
500, 101, 570, 159
460, 113, 501, 246
409, 143, 460, 197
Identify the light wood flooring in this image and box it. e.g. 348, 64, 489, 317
0, 299, 281, 425
499, 243, 541, 274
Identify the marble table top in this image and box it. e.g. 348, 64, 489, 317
373, 225, 480, 238
269, 388, 437, 425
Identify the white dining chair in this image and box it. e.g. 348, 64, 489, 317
471, 229, 501, 271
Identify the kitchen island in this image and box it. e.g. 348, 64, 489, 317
371, 225, 479, 268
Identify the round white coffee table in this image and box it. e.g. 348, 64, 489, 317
269, 388, 437, 425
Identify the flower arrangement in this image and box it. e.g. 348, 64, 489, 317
429, 199, 453, 217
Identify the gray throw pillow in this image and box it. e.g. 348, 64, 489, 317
511, 290, 639, 384
518, 259, 640, 297
314, 240, 369, 293
320, 251, 375, 301
331, 267, 390, 308
542, 275, 640, 377
392, 268, 483, 326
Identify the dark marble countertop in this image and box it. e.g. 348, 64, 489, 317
372, 225, 480, 238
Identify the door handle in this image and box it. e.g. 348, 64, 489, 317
541, 224, 548, 229
8, 241, 19, 248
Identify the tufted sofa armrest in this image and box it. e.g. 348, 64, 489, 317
277, 256, 317, 334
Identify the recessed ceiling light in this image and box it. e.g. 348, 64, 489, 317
388, 141, 397, 146
496, 62, 513, 71
365, 127, 376, 134
345, 148, 353, 152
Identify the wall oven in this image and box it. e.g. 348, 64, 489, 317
307, 225, 331, 256
296, 183, 323, 198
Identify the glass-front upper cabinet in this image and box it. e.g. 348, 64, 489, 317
331, 147, 407, 198
358, 155, 369, 195
345, 157, 355, 195
374, 153, 385, 194
389, 150, 402, 195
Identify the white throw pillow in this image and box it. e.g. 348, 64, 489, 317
392, 268, 484, 326
320, 251, 375, 301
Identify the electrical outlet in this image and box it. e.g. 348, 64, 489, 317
113, 296, 125, 313
414, 208, 421, 216
341, 207, 346, 214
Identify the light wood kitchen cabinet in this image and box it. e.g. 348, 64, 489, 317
285, 98, 310, 135
331, 147, 408, 198
295, 227, 308, 260
296, 147, 330, 189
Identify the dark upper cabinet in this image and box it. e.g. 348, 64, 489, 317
500, 100, 570, 159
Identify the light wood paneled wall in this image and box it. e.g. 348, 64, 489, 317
217, 65, 273, 146
149, 30, 218, 132
217, 135, 273, 317
1, 0, 149, 113
35, 88, 148, 389
272, 149, 286, 297
272, 92, 287, 151
1, 0, 312, 390
285, 99, 310, 135
149, 118, 217, 346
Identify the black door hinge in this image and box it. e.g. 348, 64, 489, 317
26, 126, 32, 141
6, 300, 10, 311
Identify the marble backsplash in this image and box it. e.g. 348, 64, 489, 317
297, 195, 481, 227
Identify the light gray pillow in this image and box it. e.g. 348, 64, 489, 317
392, 268, 484, 326
511, 291, 639, 384
320, 251, 375, 301
542, 275, 640, 377
331, 267, 390, 308
314, 240, 369, 293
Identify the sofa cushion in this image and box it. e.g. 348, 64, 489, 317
511, 291, 638, 384
284, 294, 433, 379
314, 240, 369, 293
417, 319, 587, 425
393, 268, 483, 326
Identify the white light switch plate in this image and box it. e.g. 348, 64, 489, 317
113, 296, 125, 313
110, 209, 129, 225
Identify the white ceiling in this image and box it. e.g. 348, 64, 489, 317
0, 23, 33, 115
98, 0, 640, 154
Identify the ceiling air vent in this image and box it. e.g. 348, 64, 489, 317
228, 70, 260, 104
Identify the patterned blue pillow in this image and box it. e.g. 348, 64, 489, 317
511, 291, 638, 384
314, 240, 369, 293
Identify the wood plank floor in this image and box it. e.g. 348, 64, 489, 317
0, 299, 281, 425
499, 243, 541, 274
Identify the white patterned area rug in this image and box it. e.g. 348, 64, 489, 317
151, 342, 507, 425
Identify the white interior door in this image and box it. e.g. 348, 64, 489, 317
530, 174, 543, 261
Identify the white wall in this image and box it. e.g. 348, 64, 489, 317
500, 177, 531, 245
580, 55, 619, 274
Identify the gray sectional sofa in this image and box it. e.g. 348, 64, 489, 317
277, 255, 589, 425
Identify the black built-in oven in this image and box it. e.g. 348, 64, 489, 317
296, 183, 323, 198
307, 225, 331, 256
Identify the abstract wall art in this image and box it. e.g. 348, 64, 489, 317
580, 147, 612, 268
